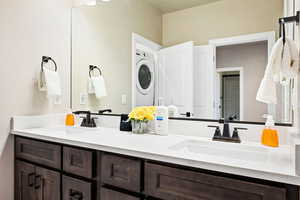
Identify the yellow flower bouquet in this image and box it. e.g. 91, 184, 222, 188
128, 106, 156, 134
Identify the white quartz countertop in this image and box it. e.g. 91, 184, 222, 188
11, 126, 300, 185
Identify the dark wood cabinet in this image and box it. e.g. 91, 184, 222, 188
62, 176, 92, 200
35, 167, 60, 200
101, 188, 140, 200
15, 161, 37, 200
63, 146, 94, 178
16, 137, 61, 169
15, 136, 299, 200
15, 160, 60, 200
145, 163, 286, 200
101, 153, 142, 193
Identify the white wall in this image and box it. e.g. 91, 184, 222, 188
72, 1, 162, 114
0, 0, 72, 199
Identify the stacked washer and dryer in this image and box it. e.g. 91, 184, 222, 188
135, 49, 156, 107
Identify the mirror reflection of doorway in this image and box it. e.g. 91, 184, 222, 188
216, 67, 243, 121
222, 74, 240, 120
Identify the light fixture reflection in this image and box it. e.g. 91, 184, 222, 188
73, 0, 112, 7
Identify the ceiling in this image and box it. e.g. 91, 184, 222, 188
143, 0, 222, 13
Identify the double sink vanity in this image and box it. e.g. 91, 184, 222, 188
11, 114, 300, 200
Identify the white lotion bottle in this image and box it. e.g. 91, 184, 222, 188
155, 106, 169, 136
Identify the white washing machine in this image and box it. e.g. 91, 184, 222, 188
135, 49, 155, 107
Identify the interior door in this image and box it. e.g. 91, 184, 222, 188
15, 161, 37, 200
222, 75, 240, 120
194, 45, 216, 118
158, 41, 194, 115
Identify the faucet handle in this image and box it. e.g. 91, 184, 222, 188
232, 127, 248, 142
208, 125, 222, 138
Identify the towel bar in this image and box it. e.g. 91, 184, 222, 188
41, 56, 57, 72
89, 65, 102, 77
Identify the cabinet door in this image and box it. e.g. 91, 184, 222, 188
101, 188, 140, 200
62, 176, 92, 200
101, 153, 141, 192
15, 161, 37, 200
35, 167, 60, 200
16, 137, 61, 169
63, 146, 93, 178
145, 163, 286, 200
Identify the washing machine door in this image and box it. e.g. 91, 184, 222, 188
136, 59, 154, 95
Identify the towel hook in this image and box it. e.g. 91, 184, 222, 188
279, 19, 286, 44
279, 11, 300, 44
89, 65, 102, 77
41, 56, 57, 72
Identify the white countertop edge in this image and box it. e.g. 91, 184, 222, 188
12, 130, 300, 186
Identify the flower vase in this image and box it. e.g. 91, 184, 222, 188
131, 120, 148, 134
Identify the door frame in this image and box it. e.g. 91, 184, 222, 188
216, 67, 244, 120
209, 31, 276, 118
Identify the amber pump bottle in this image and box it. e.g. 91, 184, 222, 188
261, 115, 279, 147
65, 111, 75, 126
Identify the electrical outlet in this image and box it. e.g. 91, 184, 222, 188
122, 94, 127, 105
80, 93, 88, 105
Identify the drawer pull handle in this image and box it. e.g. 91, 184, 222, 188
27, 173, 35, 187
69, 189, 83, 200
34, 175, 42, 189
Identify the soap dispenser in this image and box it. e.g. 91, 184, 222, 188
261, 115, 279, 147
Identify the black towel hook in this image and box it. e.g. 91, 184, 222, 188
279, 19, 286, 44
279, 11, 300, 44
41, 56, 57, 72
89, 65, 102, 77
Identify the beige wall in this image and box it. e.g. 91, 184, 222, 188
72, 0, 162, 114
216, 42, 268, 122
162, 0, 283, 46
0, 0, 72, 199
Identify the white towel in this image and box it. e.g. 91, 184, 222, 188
87, 78, 95, 94
91, 76, 107, 99
256, 37, 299, 104
280, 38, 299, 85
44, 68, 62, 99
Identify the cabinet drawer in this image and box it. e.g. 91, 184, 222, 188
16, 137, 61, 169
145, 163, 286, 200
101, 153, 141, 192
62, 176, 92, 200
63, 146, 93, 178
101, 188, 140, 200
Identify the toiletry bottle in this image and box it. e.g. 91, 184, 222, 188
65, 112, 75, 126
168, 105, 178, 117
261, 115, 279, 147
155, 106, 169, 136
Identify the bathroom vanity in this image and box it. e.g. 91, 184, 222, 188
12, 123, 300, 200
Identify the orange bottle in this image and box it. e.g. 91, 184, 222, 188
261, 115, 279, 147
65, 113, 75, 126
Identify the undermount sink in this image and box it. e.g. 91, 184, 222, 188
169, 139, 269, 162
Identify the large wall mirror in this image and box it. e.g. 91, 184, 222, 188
71, 0, 293, 125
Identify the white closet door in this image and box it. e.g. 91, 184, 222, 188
194, 45, 216, 118
158, 41, 194, 114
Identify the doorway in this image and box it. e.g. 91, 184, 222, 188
222, 74, 240, 120
216, 67, 244, 120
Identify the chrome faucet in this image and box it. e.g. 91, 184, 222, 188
208, 119, 247, 143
